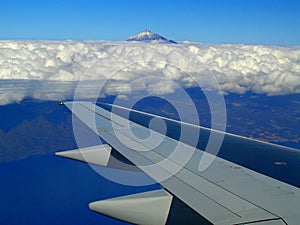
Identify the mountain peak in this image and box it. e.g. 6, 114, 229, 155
127, 30, 177, 44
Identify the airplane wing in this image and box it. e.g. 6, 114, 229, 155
56, 101, 300, 225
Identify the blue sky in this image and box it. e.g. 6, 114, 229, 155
0, 0, 299, 45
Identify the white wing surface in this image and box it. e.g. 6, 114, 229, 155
57, 101, 300, 225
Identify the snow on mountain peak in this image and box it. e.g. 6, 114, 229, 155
127, 29, 177, 44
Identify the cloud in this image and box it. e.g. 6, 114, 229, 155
0, 40, 300, 105
147, 80, 177, 95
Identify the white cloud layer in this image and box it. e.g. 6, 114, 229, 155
0, 40, 300, 105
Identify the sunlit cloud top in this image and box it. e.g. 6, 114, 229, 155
0, 40, 300, 105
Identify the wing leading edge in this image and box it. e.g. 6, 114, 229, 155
58, 101, 300, 225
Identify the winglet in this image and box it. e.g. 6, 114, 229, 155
55, 144, 111, 166
89, 189, 173, 225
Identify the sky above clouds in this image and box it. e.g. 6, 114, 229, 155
0, 0, 300, 105
0, 0, 299, 45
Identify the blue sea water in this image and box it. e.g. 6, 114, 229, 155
0, 100, 160, 225
0, 154, 160, 225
